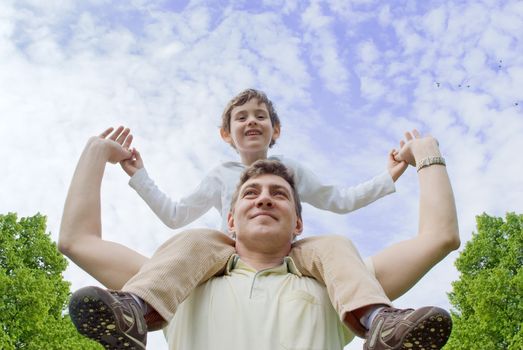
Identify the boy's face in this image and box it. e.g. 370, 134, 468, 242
220, 98, 280, 162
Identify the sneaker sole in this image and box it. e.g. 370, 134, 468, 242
69, 287, 146, 350
400, 308, 452, 349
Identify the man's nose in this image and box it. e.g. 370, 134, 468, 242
255, 193, 273, 208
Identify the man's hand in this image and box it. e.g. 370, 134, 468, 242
94, 126, 133, 164
120, 148, 144, 177
394, 129, 441, 166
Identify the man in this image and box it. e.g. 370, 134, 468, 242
63, 127, 455, 349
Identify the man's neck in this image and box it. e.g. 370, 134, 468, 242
235, 249, 287, 271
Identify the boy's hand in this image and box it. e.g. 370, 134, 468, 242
387, 148, 408, 182
120, 148, 144, 177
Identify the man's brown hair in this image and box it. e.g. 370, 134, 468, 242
230, 159, 302, 219
221, 89, 281, 148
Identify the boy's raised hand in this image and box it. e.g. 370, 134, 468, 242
120, 148, 144, 177
387, 148, 408, 182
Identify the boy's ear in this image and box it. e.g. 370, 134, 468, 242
272, 124, 281, 142
220, 128, 234, 145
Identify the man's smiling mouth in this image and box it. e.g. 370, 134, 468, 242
251, 211, 277, 220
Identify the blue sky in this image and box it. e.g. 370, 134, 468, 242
1, 1, 522, 349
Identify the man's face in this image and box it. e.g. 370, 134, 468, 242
220, 98, 280, 156
228, 174, 303, 250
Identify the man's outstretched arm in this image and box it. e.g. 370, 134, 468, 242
59, 127, 148, 289
371, 130, 460, 300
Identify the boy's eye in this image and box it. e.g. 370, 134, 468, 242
257, 115, 266, 120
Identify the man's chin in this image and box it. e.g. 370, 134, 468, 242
252, 214, 277, 222
246, 223, 279, 236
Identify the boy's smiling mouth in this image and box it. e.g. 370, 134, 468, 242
245, 130, 262, 136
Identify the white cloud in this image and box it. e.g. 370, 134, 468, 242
359, 76, 385, 100
301, 1, 350, 94
262, 0, 298, 14
377, 4, 391, 26
357, 39, 379, 63
422, 6, 447, 38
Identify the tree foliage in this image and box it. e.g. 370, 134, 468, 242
447, 213, 522, 349
0, 213, 101, 349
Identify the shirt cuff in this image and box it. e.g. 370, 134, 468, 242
128, 167, 149, 191
378, 170, 396, 194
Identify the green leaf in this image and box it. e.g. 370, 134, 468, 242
446, 213, 523, 349
0, 213, 103, 349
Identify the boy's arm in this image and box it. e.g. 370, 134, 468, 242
290, 142, 407, 214
291, 158, 396, 214
128, 165, 220, 229
59, 127, 148, 289
117, 137, 219, 230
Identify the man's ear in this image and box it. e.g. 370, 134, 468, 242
227, 211, 235, 235
294, 217, 303, 237
220, 128, 233, 146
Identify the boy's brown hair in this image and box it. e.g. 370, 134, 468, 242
230, 159, 302, 219
220, 89, 281, 147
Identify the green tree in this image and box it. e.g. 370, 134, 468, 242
0, 213, 102, 349
447, 213, 523, 349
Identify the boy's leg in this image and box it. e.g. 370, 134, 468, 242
122, 229, 236, 322
69, 229, 236, 349
290, 235, 391, 330
289, 235, 452, 349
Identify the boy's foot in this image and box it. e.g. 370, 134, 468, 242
69, 286, 147, 350
364, 306, 452, 350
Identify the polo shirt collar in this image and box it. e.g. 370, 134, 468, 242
225, 254, 302, 276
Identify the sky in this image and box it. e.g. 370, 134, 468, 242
1, 0, 522, 349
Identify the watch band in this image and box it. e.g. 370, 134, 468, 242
416, 156, 446, 172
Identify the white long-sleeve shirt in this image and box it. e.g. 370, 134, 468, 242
129, 155, 395, 233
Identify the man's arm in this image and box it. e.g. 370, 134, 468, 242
59, 127, 148, 289
371, 130, 460, 300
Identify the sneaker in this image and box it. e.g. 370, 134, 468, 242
364, 306, 452, 350
69, 286, 147, 350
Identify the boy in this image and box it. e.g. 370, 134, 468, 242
121, 89, 405, 233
